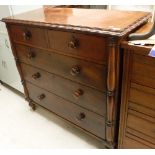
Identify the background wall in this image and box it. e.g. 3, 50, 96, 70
110, 5, 154, 12
10, 5, 42, 15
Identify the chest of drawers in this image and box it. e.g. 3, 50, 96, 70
119, 24, 155, 148
2, 8, 151, 148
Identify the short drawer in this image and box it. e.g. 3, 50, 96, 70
26, 82, 106, 139
15, 44, 107, 91
10, 24, 48, 48
21, 63, 106, 116
47, 30, 107, 64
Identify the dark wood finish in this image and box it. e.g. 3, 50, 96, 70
119, 23, 155, 148
26, 82, 106, 139
9, 25, 48, 48
3, 8, 151, 148
20, 63, 106, 116
15, 44, 107, 92
48, 30, 107, 63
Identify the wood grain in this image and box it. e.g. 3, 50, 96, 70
2, 8, 151, 37
48, 30, 107, 63
21, 63, 107, 116
26, 82, 106, 139
10, 24, 48, 48
15, 44, 107, 92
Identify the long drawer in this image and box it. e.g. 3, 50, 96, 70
26, 82, 106, 139
21, 63, 106, 116
15, 44, 107, 91
10, 24, 48, 48
47, 30, 107, 64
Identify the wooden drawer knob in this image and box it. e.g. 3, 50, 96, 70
23, 30, 32, 40
73, 89, 84, 98
68, 38, 79, 49
70, 65, 81, 76
32, 72, 41, 79
37, 94, 45, 100
27, 51, 35, 59
76, 112, 86, 121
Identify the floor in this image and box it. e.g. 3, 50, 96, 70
0, 83, 105, 149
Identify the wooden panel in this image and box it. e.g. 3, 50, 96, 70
123, 136, 151, 149
126, 127, 155, 146
131, 54, 155, 89
21, 63, 106, 116
15, 44, 107, 92
119, 24, 155, 149
26, 82, 106, 139
10, 24, 48, 48
129, 83, 155, 110
127, 110, 155, 139
48, 30, 107, 63
129, 102, 155, 118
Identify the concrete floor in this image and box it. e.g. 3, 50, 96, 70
0, 83, 105, 149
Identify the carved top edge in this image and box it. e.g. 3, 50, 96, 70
2, 10, 151, 37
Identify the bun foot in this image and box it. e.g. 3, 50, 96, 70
29, 101, 36, 111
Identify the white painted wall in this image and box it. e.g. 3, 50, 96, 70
0, 5, 42, 93
0, 5, 11, 33
0, 5, 43, 33
10, 5, 42, 15
110, 5, 154, 12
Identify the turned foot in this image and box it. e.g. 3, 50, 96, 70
29, 102, 36, 111
0, 80, 4, 85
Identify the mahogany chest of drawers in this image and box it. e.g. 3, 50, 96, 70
2, 8, 150, 148
119, 24, 155, 148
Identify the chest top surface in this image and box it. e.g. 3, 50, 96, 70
2, 8, 151, 37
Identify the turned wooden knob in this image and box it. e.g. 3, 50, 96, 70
27, 51, 35, 59
32, 72, 41, 79
76, 112, 86, 121
38, 94, 45, 100
23, 30, 32, 40
68, 39, 79, 49
73, 89, 84, 98
70, 65, 81, 76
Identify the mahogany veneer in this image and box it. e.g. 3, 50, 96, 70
2, 7, 151, 148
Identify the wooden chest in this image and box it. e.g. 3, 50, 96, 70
2, 8, 150, 148
119, 24, 155, 148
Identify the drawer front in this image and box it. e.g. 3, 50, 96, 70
131, 54, 155, 89
10, 25, 48, 48
26, 82, 106, 139
15, 44, 107, 91
21, 63, 106, 116
127, 110, 155, 140
48, 30, 107, 64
